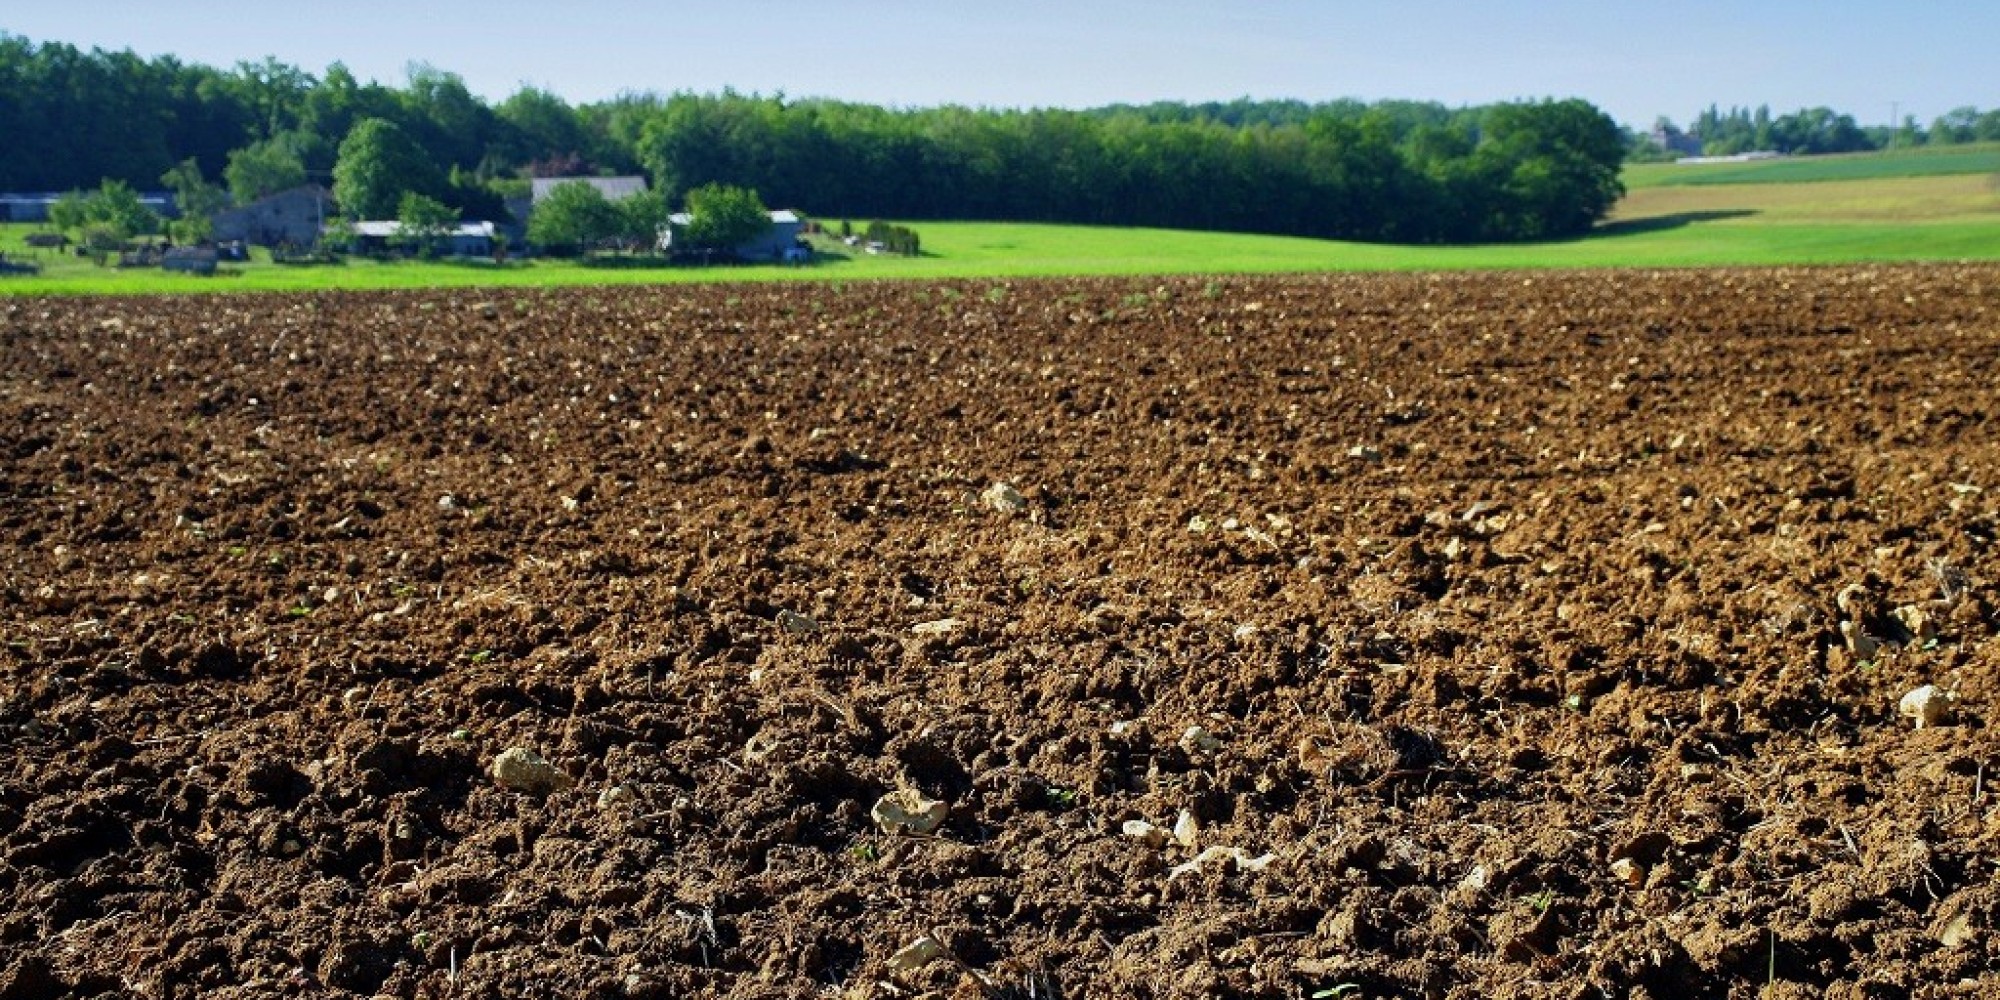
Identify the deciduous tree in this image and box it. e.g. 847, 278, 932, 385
332, 117, 441, 219
526, 180, 619, 254
396, 191, 457, 256
679, 182, 769, 254
160, 157, 226, 241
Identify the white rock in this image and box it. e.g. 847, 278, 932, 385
1122, 820, 1169, 848
981, 482, 1028, 514
1179, 725, 1222, 754
776, 609, 817, 634
1172, 810, 1200, 848
909, 618, 961, 636
1840, 620, 1881, 660
491, 747, 572, 794
1899, 685, 1952, 729
597, 784, 634, 809
1893, 605, 1937, 646
871, 789, 948, 835
1168, 846, 1277, 880
1609, 857, 1644, 888
1457, 864, 1490, 892
1937, 910, 1977, 948
885, 935, 946, 974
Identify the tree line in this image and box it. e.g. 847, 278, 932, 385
1636, 104, 2000, 159
0, 32, 1632, 243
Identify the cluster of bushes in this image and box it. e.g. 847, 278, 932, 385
863, 221, 919, 255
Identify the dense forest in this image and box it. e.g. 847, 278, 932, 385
0, 33, 1640, 243
39, 33, 1997, 245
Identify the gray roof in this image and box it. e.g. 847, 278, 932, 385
343, 221, 498, 239
666, 210, 800, 226
531, 176, 648, 203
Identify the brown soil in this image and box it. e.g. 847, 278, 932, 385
3, 267, 2000, 1000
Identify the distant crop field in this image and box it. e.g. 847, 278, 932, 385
1625, 143, 2000, 188
1612, 173, 2000, 225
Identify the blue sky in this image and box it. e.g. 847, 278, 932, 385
6, 1, 1994, 127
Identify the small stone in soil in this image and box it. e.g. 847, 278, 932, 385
1898, 685, 1952, 728
981, 482, 1028, 514
1123, 820, 1168, 848
885, 935, 945, 973
491, 747, 573, 793
1179, 725, 1222, 754
1168, 846, 1276, 880
872, 789, 948, 835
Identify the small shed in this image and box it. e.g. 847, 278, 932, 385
162, 245, 219, 275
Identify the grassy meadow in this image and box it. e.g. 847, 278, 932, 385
3, 146, 1998, 295
1623, 142, 2000, 187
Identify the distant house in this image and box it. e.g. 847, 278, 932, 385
213, 185, 333, 247
1648, 124, 1705, 158
530, 176, 648, 205
662, 209, 806, 261
337, 220, 498, 257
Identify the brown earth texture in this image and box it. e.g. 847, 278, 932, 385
3, 266, 2000, 1000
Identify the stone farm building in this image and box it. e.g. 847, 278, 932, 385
211, 186, 333, 247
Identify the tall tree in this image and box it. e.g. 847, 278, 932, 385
160, 158, 226, 241
332, 117, 441, 219
679, 182, 769, 253
224, 136, 308, 203
525, 180, 620, 253
395, 191, 458, 256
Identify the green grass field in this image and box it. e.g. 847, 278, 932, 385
1624, 142, 2000, 188
4, 145, 1997, 295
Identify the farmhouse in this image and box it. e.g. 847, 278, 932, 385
337, 220, 499, 257
212, 185, 333, 247
662, 209, 806, 261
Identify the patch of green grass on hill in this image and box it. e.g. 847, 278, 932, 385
1624, 143, 2000, 188
6, 168, 2000, 296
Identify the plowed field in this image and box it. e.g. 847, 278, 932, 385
4, 267, 2000, 999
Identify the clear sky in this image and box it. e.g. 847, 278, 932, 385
5, 1, 1993, 127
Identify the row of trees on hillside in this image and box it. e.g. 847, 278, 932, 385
1, 32, 1629, 242
617, 93, 1626, 242
1636, 104, 2000, 159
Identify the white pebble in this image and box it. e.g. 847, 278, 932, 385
1898, 685, 1952, 729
